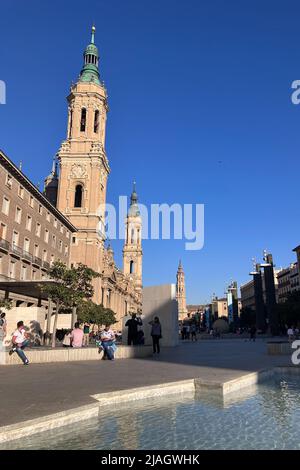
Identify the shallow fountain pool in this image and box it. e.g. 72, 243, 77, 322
2, 372, 300, 450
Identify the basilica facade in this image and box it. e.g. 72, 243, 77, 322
45, 27, 143, 328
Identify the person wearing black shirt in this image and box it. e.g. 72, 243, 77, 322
125, 313, 143, 345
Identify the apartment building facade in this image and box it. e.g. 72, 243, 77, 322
0, 150, 76, 289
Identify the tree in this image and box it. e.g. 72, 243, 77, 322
41, 261, 99, 348
240, 307, 256, 329
0, 298, 12, 310
77, 300, 116, 329
275, 291, 300, 330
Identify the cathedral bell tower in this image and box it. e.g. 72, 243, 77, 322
123, 183, 143, 294
176, 260, 188, 320
56, 26, 109, 301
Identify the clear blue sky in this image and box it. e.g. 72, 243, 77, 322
1, 0, 300, 303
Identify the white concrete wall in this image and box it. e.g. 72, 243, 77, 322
141, 284, 179, 347
3, 306, 46, 345
2, 307, 72, 345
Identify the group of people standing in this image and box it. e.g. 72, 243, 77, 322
125, 313, 162, 354
180, 317, 198, 341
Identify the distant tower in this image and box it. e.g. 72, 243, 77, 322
44, 157, 58, 206
123, 182, 143, 294
176, 260, 188, 320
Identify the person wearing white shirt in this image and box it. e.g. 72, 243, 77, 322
100, 326, 116, 360
9, 321, 30, 365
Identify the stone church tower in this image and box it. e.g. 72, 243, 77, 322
123, 183, 143, 294
55, 27, 111, 303
176, 260, 188, 320
52, 27, 142, 318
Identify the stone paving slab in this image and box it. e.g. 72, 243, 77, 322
0, 339, 291, 429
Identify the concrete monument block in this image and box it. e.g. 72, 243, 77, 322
142, 284, 179, 347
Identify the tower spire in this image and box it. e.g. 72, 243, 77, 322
79, 25, 100, 85
91, 24, 96, 44
130, 181, 138, 205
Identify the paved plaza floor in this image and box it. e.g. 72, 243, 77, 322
0, 338, 290, 428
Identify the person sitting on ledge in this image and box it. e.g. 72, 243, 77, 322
100, 325, 116, 361
70, 322, 84, 348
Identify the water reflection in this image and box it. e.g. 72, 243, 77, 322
2, 374, 300, 450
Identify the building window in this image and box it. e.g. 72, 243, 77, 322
72, 236, 76, 244
52, 235, 56, 248
9, 260, 16, 279
29, 196, 34, 208
2, 196, 10, 215
6, 174, 12, 189
74, 184, 83, 208
34, 244, 39, 257
94, 110, 100, 133
64, 245, 68, 256
26, 215, 32, 231
12, 230, 19, 247
60, 224, 64, 234
38, 204, 42, 215
32, 269, 37, 280
59, 240, 63, 252
54, 218, 57, 228
66, 231, 70, 239
15, 206, 22, 224
23, 238, 30, 252
46, 211, 50, 222
18, 185, 24, 198
35, 222, 41, 237
50, 254, 54, 266
43, 249, 47, 262
0, 223, 7, 240
21, 265, 27, 281
80, 108, 86, 132
44, 229, 49, 243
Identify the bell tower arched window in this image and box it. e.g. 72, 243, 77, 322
69, 110, 73, 138
80, 108, 86, 132
130, 260, 134, 274
94, 110, 99, 133
74, 184, 83, 208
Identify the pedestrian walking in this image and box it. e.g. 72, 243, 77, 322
190, 322, 197, 341
9, 321, 30, 365
250, 325, 256, 342
287, 326, 294, 343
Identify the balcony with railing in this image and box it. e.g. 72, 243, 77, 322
0, 238, 10, 251
22, 250, 33, 262
42, 260, 50, 269
11, 243, 23, 257
0, 238, 51, 271
32, 256, 42, 267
